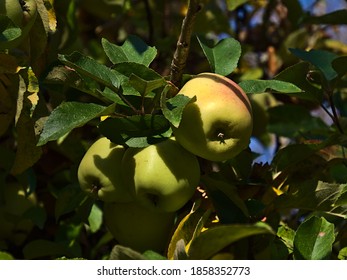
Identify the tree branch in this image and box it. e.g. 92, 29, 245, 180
169, 0, 202, 92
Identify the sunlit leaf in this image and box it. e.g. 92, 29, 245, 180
197, 36, 241, 76
293, 216, 335, 260
38, 102, 114, 146
102, 35, 157, 66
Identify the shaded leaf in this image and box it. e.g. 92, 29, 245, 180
38, 102, 113, 146
274, 62, 323, 102
302, 9, 347, 25
58, 52, 120, 91
160, 86, 195, 128
109, 245, 146, 260
98, 114, 171, 148
102, 35, 157, 66
197, 36, 241, 76
289, 48, 339, 81
293, 216, 335, 260
226, 0, 250, 11
188, 222, 274, 259
128, 74, 165, 97
0, 251, 14, 260
267, 104, 329, 138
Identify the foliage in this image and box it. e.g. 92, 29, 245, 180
1, 0, 347, 260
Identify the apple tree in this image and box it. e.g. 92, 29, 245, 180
0, 0, 347, 260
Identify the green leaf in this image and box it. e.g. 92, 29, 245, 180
128, 74, 165, 97
197, 36, 241, 76
58, 52, 120, 91
188, 223, 274, 259
142, 250, 167, 260
98, 114, 171, 148
23, 239, 79, 259
0, 251, 14, 260
289, 48, 339, 81
239, 79, 303, 95
0, 15, 21, 43
109, 245, 146, 260
54, 184, 88, 221
88, 204, 103, 233
338, 247, 347, 260
113, 62, 163, 96
293, 216, 335, 260
38, 102, 113, 146
274, 62, 323, 102
160, 87, 195, 128
267, 104, 329, 138
201, 174, 249, 222
225, 0, 250, 11
102, 35, 157, 66
302, 9, 347, 25
277, 224, 295, 253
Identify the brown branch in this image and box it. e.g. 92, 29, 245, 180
169, 0, 203, 92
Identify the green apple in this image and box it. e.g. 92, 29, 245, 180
121, 138, 200, 212
0, 0, 38, 50
104, 201, 176, 253
77, 137, 133, 203
0, 182, 37, 245
172, 72, 253, 162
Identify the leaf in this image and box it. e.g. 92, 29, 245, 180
201, 174, 249, 222
267, 104, 329, 138
88, 204, 103, 233
239, 79, 303, 96
160, 86, 195, 128
0, 251, 14, 260
302, 9, 347, 25
187, 222, 274, 259
98, 114, 171, 148
23, 239, 79, 259
274, 62, 323, 102
38, 102, 113, 146
293, 216, 335, 260
226, 0, 250, 11
11, 74, 42, 174
102, 35, 157, 66
338, 247, 347, 260
58, 52, 120, 91
54, 184, 88, 221
197, 36, 241, 76
167, 206, 211, 260
128, 74, 165, 97
109, 245, 146, 260
289, 48, 339, 81
0, 15, 21, 45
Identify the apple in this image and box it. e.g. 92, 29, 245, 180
171, 72, 253, 162
77, 137, 133, 203
0, 0, 38, 50
0, 182, 37, 245
104, 201, 176, 253
121, 138, 200, 212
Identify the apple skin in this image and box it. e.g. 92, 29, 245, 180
121, 138, 200, 212
0, 182, 37, 246
104, 201, 176, 253
0, 0, 38, 50
172, 73, 253, 162
77, 137, 133, 203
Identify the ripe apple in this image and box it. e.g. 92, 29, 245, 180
104, 201, 176, 253
0, 0, 38, 50
0, 182, 37, 245
77, 137, 133, 203
121, 138, 200, 212
172, 73, 253, 162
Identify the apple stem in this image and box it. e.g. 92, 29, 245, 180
217, 132, 226, 144
169, 0, 203, 92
